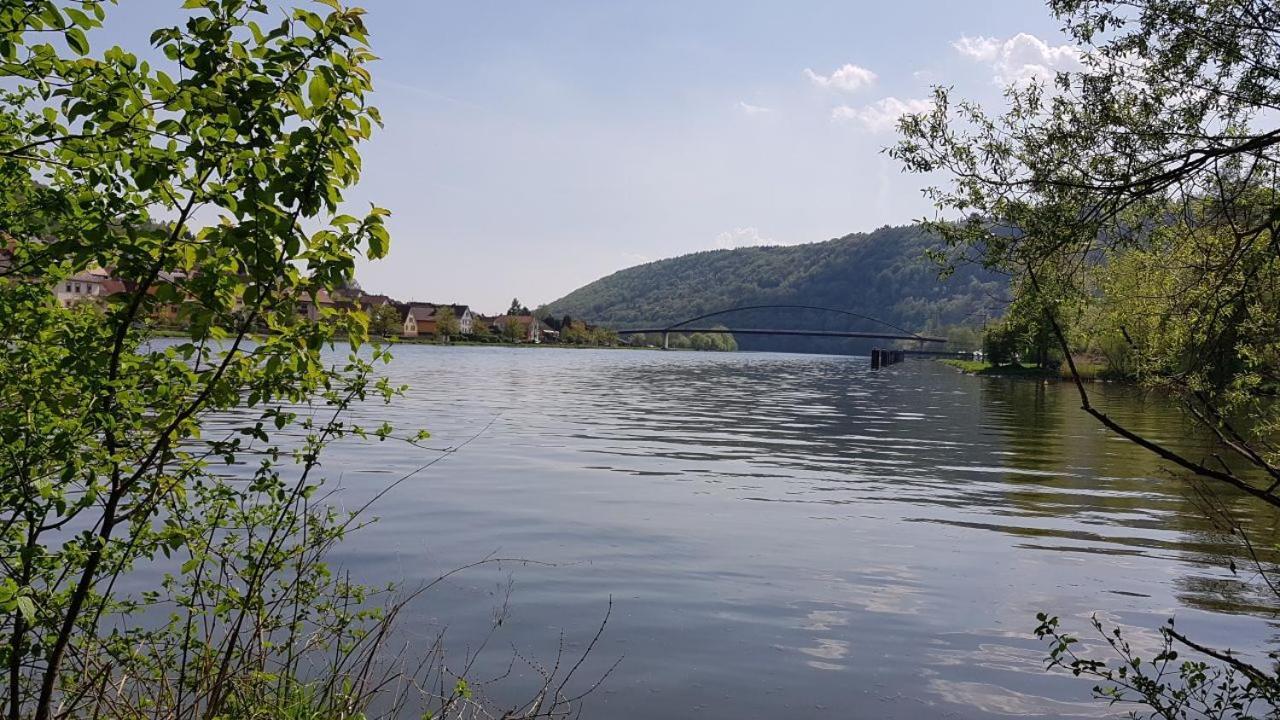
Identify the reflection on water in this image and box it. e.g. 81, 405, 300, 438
223, 346, 1278, 719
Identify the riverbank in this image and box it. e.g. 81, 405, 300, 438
938, 358, 1111, 380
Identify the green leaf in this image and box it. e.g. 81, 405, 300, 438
15, 596, 35, 622
64, 28, 89, 55
135, 163, 160, 190
367, 223, 389, 259
308, 72, 330, 106
64, 8, 92, 28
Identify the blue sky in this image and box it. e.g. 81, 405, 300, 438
104, 2, 1081, 313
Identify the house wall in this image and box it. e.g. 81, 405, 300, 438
56, 278, 103, 306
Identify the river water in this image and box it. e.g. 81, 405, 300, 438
308, 346, 1276, 719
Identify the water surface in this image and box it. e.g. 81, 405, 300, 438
309, 346, 1277, 718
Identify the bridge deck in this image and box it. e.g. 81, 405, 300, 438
615, 328, 947, 343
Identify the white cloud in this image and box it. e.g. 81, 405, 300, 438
737, 100, 772, 115
620, 251, 650, 266
832, 97, 932, 132
953, 33, 1081, 85
804, 63, 877, 93
714, 227, 773, 250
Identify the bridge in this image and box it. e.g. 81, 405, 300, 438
614, 304, 950, 352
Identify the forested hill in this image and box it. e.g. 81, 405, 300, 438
540, 223, 1006, 352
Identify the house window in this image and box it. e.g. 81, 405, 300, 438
74, 284, 81, 293
65, 283, 71, 292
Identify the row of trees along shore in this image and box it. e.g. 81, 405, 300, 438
894, 0, 1280, 716
0, 2, 601, 719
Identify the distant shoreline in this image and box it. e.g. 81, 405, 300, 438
146, 328, 744, 352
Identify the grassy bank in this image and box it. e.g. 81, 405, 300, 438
940, 359, 1060, 378
939, 358, 1113, 381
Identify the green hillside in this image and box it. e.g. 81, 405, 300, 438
540, 224, 1005, 353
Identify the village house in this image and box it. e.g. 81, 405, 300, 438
295, 288, 336, 321
399, 304, 431, 337
56, 268, 112, 306
52, 267, 190, 324
398, 303, 475, 338
355, 293, 395, 309
491, 314, 542, 343
447, 304, 476, 335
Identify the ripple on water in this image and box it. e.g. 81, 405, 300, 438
187, 345, 1280, 720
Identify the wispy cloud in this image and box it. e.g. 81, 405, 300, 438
737, 100, 772, 115
714, 227, 773, 250
952, 33, 1081, 85
804, 63, 877, 93
832, 97, 932, 132
620, 251, 650, 266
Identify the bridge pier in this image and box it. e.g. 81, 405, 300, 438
871, 347, 906, 369
663, 331, 669, 350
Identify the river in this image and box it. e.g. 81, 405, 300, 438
299, 345, 1276, 719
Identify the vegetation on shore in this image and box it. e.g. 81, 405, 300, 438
939, 357, 1110, 381
895, 1, 1280, 716
939, 359, 1059, 379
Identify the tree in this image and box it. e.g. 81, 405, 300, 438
589, 325, 619, 346
501, 316, 525, 342
562, 319, 589, 344
982, 324, 1019, 366
894, 1, 1280, 715
998, 284, 1062, 369
434, 305, 459, 341
507, 297, 529, 315
688, 332, 714, 351
469, 317, 492, 340
942, 324, 981, 352
0, 2, 406, 719
371, 303, 402, 337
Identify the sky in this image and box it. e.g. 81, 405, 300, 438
101, 2, 1084, 314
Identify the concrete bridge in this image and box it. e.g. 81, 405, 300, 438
614, 304, 949, 351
